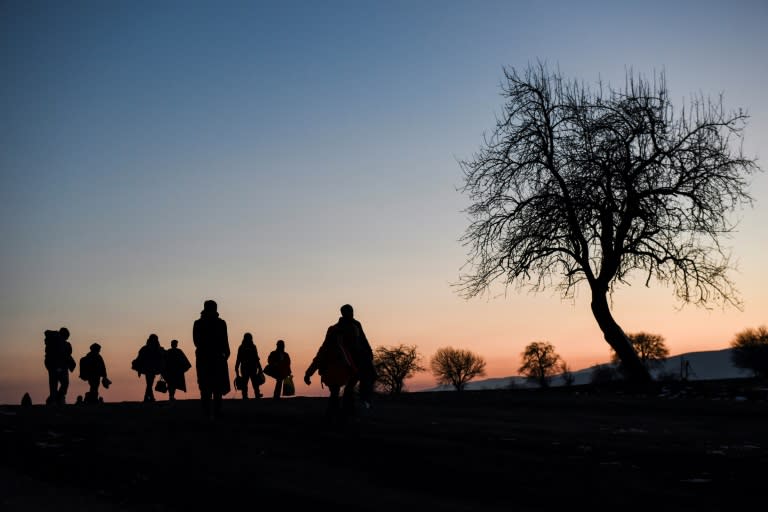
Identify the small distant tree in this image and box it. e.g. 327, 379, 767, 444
373, 344, 426, 395
430, 347, 487, 392
560, 361, 575, 387
610, 332, 669, 373
730, 325, 768, 379
518, 341, 563, 388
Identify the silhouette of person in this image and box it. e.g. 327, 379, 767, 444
305, 304, 375, 416
132, 333, 166, 402
266, 339, 292, 399
235, 332, 264, 399
79, 342, 109, 404
193, 299, 231, 418
44, 327, 75, 405
164, 339, 192, 401
304, 328, 358, 420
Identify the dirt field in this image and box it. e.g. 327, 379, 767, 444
2, 383, 767, 511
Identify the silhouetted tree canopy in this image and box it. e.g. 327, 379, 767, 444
430, 347, 486, 392
457, 61, 760, 386
730, 325, 768, 379
559, 361, 575, 387
373, 344, 425, 395
610, 332, 669, 372
518, 341, 563, 388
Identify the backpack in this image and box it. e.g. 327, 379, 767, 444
44, 330, 60, 368
44, 330, 73, 371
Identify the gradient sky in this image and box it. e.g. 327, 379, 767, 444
2, 0, 766, 405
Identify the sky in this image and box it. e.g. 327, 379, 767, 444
1, 0, 766, 406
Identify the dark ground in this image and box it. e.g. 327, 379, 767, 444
2, 380, 767, 512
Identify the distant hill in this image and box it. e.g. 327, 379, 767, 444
425, 347, 751, 391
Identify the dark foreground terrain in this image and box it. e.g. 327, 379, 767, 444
2, 382, 767, 511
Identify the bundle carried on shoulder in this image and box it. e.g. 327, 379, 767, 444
262, 364, 277, 378
318, 333, 357, 387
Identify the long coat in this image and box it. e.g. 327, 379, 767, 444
164, 346, 192, 392
331, 316, 375, 381
306, 327, 357, 387
193, 310, 231, 394
134, 343, 165, 377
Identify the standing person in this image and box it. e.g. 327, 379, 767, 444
79, 343, 110, 404
164, 339, 192, 401
234, 332, 264, 400
44, 327, 76, 405
265, 339, 291, 399
305, 304, 376, 413
192, 299, 231, 419
132, 333, 166, 402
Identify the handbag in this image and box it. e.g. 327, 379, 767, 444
154, 378, 168, 393
234, 375, 245, 391
256, 369, 266, 385
283, 375, 295, 397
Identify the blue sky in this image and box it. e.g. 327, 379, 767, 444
1, 0, 766, 404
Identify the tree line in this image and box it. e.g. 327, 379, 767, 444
375, 324, 768, 393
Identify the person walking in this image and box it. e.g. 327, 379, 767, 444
265, 339, 291, 399
164, 339, 192, 401
304, 326, 358, 420
234, 332, 264, 399
192, 299, 231, 418
341, 304, 376, 409
132, 333, 166, 402
79, 342, 110, 404
304, 304, 375, 416
44, 327, 76, 405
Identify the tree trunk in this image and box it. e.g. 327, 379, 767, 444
590, 291, 652, 387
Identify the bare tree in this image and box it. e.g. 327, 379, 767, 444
430, 347, 487, 392
610, 332, 670, 373
559, 361, 575, 387
518, 341, 562, 388
457, 62, 760, 386
730, 325, 768, 379
373, 344, 425, 395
